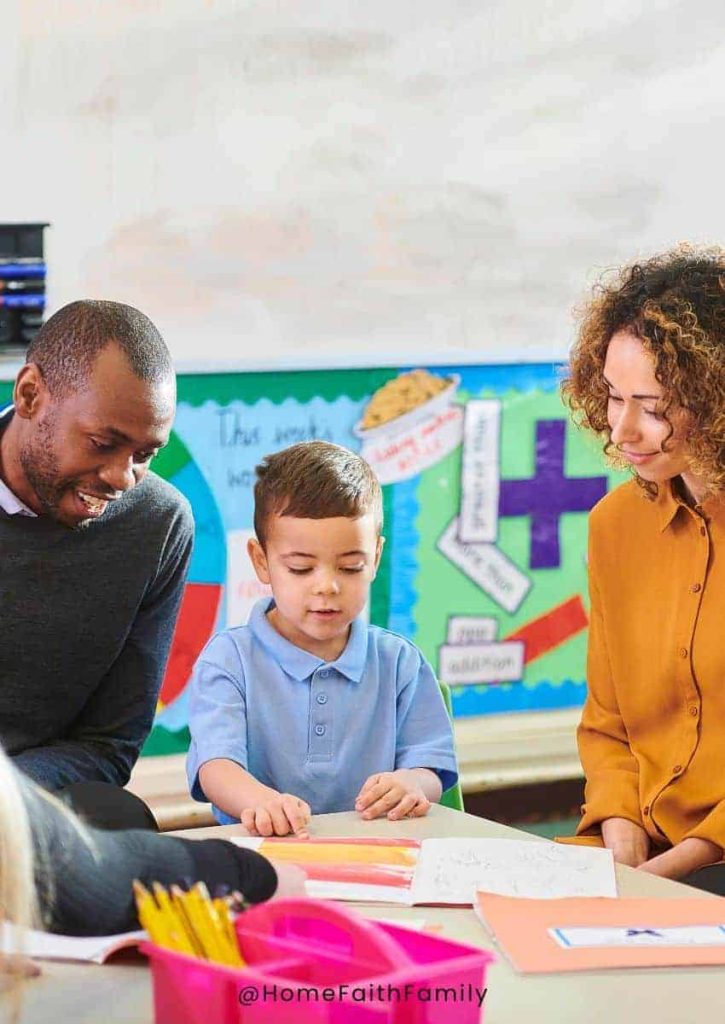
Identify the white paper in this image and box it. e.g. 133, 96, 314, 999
413, 839, 618, 904
459, 400, 501, 544
550, 925, 725, 949
230, 837, 265, 850
438, 641, 524, 686
446, 616, 498, 645
437, 518, 531, 614
0, 922, 146, 964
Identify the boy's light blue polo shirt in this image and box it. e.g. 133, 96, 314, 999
187, 598, 459, 824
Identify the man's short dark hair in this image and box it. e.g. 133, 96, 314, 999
27, 299, 173, 396
254, 441, 383, 548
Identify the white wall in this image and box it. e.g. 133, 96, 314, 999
2, 0, 724, 366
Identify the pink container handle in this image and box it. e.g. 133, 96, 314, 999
239, 898, 413, 971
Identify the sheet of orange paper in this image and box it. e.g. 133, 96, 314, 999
475, 893, 725, 973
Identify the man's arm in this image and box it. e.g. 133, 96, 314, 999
14, 505, 193, 790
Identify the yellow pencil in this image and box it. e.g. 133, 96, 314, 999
152, 882, 197, 957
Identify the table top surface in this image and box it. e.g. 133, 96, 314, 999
10, 806, 725, 1023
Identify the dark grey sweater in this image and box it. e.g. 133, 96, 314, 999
0, 448, 194, 789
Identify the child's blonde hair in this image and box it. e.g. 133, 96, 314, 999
0, 744, 38, 1015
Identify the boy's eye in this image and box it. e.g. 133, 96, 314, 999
288, 567, 313, 575
134, 450, 157, 463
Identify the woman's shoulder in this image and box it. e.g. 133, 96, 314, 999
589, 477, 651, 528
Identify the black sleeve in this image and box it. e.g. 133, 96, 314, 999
22, 777, 277, 936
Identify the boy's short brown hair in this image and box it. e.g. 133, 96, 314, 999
253, 441, 383, 548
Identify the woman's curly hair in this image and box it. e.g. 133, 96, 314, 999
561, 244, 725, 497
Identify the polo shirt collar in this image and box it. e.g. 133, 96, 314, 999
248, 598, 368, 683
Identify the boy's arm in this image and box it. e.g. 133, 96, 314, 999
201, 759, 311, 837
393, 644, 459, 795
187, 644, 309, 836
356, 642, 457, 820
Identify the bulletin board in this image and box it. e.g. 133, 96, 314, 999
0, 364, 626, 758
145, 363, 626, 756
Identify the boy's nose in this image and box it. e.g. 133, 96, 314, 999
315, 573, 341, 595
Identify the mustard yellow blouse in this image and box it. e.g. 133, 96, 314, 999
577, 477, 725, 851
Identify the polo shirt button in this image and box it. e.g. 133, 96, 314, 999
316, 693, 328, 705
673, 764, 682, 775
690, 583, 701, 593
319, 669, 329, 679
314, 724, 326, 736
679, 647, 688, 658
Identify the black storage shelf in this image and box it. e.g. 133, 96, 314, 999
0, 222, 49, 353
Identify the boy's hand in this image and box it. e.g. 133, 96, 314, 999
355, 770, 431, 821
240, 793, 311, 838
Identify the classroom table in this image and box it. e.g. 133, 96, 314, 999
9, 806, 725, 1023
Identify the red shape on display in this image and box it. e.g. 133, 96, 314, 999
159, 582, 223, 705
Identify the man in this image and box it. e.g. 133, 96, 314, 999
0, 299, 194, 797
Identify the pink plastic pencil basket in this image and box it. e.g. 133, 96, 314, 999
142, 897, 494, 1024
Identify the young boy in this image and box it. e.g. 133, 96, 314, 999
186, 441, 458, 836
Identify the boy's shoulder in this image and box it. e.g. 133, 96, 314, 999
364, 622, 428, 669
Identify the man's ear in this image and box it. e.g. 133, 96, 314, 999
247, 537, 271, 585
372, 534, 385, 578
13, 364, 47, 420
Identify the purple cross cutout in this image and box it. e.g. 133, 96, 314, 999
498, 419, 608, 569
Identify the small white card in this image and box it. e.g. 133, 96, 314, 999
550, 925, 725, 949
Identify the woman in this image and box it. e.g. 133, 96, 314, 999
562, 245, 725, 891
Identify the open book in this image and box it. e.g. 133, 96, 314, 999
233, 836, 617, 905
0, 922, 145, 964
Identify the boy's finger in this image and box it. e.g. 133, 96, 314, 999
241, 808, 259, 835
268, 802, 293, 836
386, 792, 417, 821
255, 807, 274, 837
410, 797, 431, 817
356, 778, 390, 810
283, 798, 311, 837
355, 775, 379, 803
362, 788, 402, 820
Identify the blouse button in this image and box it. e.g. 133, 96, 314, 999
643, 805, 650, 815
689, 706, 699, 716
673, 764, 683, 775
690, 583, 701, 593
679, 647, 688, 658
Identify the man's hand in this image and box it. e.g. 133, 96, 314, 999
601, 817, 650, 867
638, 837, 722, 880
240, 793, 311, 838
355, 769, 434, 821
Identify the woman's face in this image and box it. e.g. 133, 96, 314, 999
603, 329, 691, 485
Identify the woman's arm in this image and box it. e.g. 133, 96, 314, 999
20, 775, 278, 936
